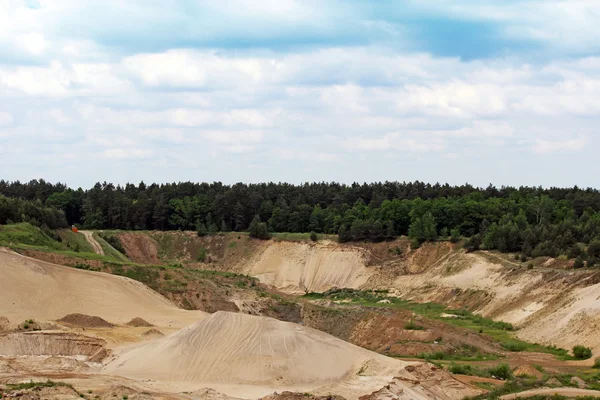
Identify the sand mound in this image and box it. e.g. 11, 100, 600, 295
513, 365, 543, 379
106, 312, 479, 400
126, 317, 153, 327
142, 328, 164, 337
0, 248, 205, 328
58, 313, 114, 328
0, 331, 109, 362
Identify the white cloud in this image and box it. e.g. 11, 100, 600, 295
533, 136, 588, 154
103, 148, 153, 159
0, 112, 13, 126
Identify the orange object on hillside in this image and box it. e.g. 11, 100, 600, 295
71, 226, 78, 233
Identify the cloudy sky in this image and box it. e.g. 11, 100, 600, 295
1, 0, 599, 188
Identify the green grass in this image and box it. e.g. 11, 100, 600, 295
6, 380, 74, 391
93, 233, 129, 262
0, 223, 131, 264
302, 288, 573, 360
57, 229, 95, 253
270, 232, 337, 242
0, 223, 63, 250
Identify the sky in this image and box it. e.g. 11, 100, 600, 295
0, 0, 599, 189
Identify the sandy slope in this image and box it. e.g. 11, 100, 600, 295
238, 241, 373, 294
0, 248, 205, 328
105, 312, 481, 400
221, 239, 600, 355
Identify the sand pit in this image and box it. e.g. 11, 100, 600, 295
105, 312, 481, 400
0, 248, 206, 329
58, 313, 114, 328
126, 317, 153, 327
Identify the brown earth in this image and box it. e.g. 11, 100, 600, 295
58, 314, 114, 329
301, 304, 502, 358
125, 318, 153, 327
142, 328, 164, 338
117, 232, 160, 264
513, 365, 544, 379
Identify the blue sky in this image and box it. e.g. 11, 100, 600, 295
0, 0, 599, 188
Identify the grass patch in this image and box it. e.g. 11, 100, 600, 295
0, 223, 63, 250
404, 320, 425, 330
57, 229, 94, 253
6, 380, 74, 391
271, 232, 337, 242
93, 233, 129, 262
302, 288, 572, 360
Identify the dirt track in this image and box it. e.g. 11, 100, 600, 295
500, 388, 600, 399
80, 231, 104, 255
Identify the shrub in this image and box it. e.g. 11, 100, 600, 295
197, 247, 207, 263
502, 342, 526, 352
573, 345, 593, 360
573, 256, 585, 269
593, 357, 600, 369
449, 363, 474, 375
404, 320, 425, 331
487, 363, 513, 380
197, 223, 207, 237
520, 254, 528, 262
527, 263, 534, 270
450, 228, 461, 243
514, 254, 520, 261
310, 231, 318, 242
248, 216, 270, 240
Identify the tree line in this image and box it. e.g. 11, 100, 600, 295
2, 179, 600, 264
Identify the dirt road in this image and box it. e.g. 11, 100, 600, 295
81, 230, 104, 255
501, 388, 600, 399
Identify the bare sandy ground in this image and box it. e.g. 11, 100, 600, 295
500, 387, 600, 399
226, 240, 600, 356
0, 248, 205, 329
104, 311, 481, 400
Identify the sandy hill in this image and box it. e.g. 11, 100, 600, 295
105, 311, 480, 400
0, 248, 205, 329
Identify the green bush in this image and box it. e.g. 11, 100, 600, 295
310, 231, 318, 242
574, 256, 585, 269
404, 320, 425, 330
248, 216, 270, 240
573, 345, 593, 360
502, 342, 526, 352
487, 363, 513, 380
449, 363, 474, 375
593, 357, 600, 368
197, 247, 207, 262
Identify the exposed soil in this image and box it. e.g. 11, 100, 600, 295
116, 232, 160, 264
0, 317, 9, 332
302, 304, 501, 358
125, 318, 153, 327
58, 314, 114, 329
0, 331, 109, 362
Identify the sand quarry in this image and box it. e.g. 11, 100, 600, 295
226, 240, 600, 355
0, 248, 483, 400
